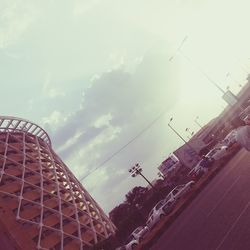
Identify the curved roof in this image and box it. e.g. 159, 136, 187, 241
0, 116, 51, 146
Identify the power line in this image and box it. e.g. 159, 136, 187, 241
178, 49, 226, 94
79, 36, 191, 182
79, 108, 169, 182
170, 35, 226, 95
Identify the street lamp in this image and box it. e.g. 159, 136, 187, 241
194, 116, 202, 129
169, 37, 243, 110
128, 163, 156, 191
168, 117, 188, 145
157, 172, 165, 179
185, 127, 194, 137
168, 117, 200, 157
226, 72, 241, 87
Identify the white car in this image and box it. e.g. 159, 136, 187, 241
188, 163, 207, 180
146, 199, 175, 229
243, 114, 250, 125
116, 226, 149, 250
205, 145, 228, 161
235, 125, 250, 151
222, 130, 237, 147
116, 237, 139, 250
167, 181, 195, 201
130, 226, 149, 241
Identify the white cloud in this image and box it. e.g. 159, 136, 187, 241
42, 73, 66, 98
93, 113, 112, 128
42, 110, 67, 132
57, 130, 84, 154
90, 74, 101, 83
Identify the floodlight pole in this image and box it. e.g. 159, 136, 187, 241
128, 163, 156, 191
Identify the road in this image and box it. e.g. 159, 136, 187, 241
150, 148, 250, 250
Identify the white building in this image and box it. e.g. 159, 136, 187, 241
158, 154, 182, 178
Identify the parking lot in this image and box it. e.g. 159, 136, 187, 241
149, 148, 250, 250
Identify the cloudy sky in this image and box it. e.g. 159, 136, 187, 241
1, 0, 250, 213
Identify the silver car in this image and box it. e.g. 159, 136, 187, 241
130, 225, 149, 241
205, 146, 228, 161
115, 236, 139, 250
167, 181, 195, 201
146, 199, 175, 229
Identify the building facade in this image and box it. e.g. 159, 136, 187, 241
0, 116, 116, 250
158, 154, 181, 177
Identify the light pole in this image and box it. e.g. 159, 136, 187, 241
173, 38, 226, 95
168, 117, 187, 144
157, 172, 165, 179
226, 72, 240, 86
168, 117, 200, 157
226, 72, 243, 89
170, 36, 244, 110
185, 127, 194, 137
129, 163, 156, 191
194, 116, 202, 129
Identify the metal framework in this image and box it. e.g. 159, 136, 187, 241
0, 116, 116, 250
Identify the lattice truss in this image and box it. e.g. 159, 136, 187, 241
0, 117, 116, 250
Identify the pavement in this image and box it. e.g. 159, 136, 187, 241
150, 148, 250, 250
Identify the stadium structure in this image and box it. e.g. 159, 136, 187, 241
0, 116, 116, 250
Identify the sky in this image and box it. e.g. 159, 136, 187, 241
1, 0, 250, 213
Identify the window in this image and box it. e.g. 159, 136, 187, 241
172, 189, 178, 195
155, 201, 163, 210
165, 194, 171, 200
133, 227, 142, 234
126, 235, 135, 243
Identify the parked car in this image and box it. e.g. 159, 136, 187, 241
115, 236, 139, 250
235, 125, 250, 151
243, 114, 250, 125
146, 199, 175, 229
188, 156, 213, 180
222, 130, 237, 147
167, 181, 195, 201
146, 181, 195, 230
130, 226, 149, 242
205, 145, 228, 161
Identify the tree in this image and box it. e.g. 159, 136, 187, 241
125, 186, 147, 206
109, 203, 130, 227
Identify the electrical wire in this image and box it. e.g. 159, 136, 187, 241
79, 108, 169, 181
79, 36, 189, 182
